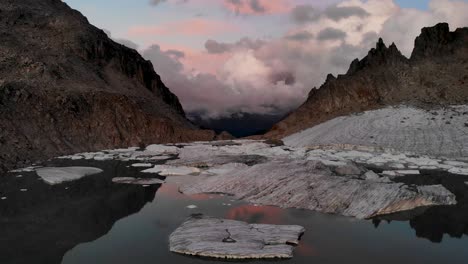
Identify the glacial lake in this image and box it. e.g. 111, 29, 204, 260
1, 159, 468, 264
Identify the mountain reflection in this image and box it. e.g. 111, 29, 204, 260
0, 161, 159, 264
375, 171, 468, 243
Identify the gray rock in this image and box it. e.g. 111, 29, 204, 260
181, 159, 456, 219
169, 217, 305, 259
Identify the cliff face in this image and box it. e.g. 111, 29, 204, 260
267, 23, 468, 138
0, 0, 215, 172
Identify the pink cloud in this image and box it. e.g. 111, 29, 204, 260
128, 18, 239, 37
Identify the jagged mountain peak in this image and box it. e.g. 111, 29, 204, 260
267, 23, 468, 139
346, 37, 407, 75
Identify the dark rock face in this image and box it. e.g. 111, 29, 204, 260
267, 23, 468, 138
0, 0, 215, 171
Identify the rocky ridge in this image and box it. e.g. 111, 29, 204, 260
0, 0, 216, 172
267, 23, 468, 138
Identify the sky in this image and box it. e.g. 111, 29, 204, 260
62, 0, 468, 119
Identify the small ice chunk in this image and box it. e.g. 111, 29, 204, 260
444, 161, 468, 167
1, 197, 7, 200
16, 175, 23, 178
395, 170, 420, 175
131, 163, 153, 168
420, 166, 438, 170
93, 155, 113, 161
142, 165, 200, 176
36, 167, 103, 185
449, 167, 468, 175
112, 177, 164, 185
382, 171, 398, 177
388, 163, 405, 169
186, 205, 198, 209
10, 166, 39, 173
20, 189, 28, 192
146, 145, 179, 155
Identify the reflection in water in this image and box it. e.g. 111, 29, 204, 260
225, 204, 284, 224
0, 160, 159, 264
377, 170, 468, 243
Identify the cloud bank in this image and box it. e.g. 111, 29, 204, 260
139, 0, 468, 119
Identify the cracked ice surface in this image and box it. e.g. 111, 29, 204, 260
180, 159, 456, 219
169, 217, 305, 259
284, 105, 468, 158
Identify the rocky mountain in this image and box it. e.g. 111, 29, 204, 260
267, 23, 468, 141
0, 0, 216, 172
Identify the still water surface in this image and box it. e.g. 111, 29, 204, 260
1, 159, 467, 264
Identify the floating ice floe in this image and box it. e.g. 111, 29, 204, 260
131, 163, 153, 168
181, 159, 457, 219
142, 165, 200, 176
112, 177, 164, 185
186, 205, 198, 209
448, 167, 468, 175
395, 170, 420, 175
169, 217, 305, 259
35, 167, 103, 185
1, 197, 7, 200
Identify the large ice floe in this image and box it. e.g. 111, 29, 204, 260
169, 217, 305, 259
14, 138, 468, 219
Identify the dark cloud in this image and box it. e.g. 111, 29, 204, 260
149, 0, 189, 6
249, 0, 266, 13
165, 49, 185, 59
285, 31, 314, 42
149, 0, 167, 5
291, 4, 369, 24
225, 0, 268, 14
324, 6, 369, 21
291, 4, 320, 24
317, 27, 347, 41
205, 37, 265, 54
269, 71, 296, 85
205, 40, 232, 54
